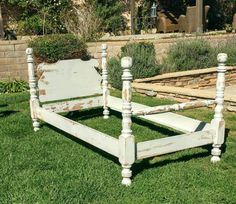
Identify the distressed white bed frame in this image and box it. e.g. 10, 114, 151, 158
26, 45, 227, 186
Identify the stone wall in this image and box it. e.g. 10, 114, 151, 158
134, 66, 236, 89
132, 66, 236, 112
0, 40, 28, 80
87, 33, 236, 63
0, 33, 235, 81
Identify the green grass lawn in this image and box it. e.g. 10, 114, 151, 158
0, 91, 236, 204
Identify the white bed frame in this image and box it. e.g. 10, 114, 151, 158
26, 45, 227, 186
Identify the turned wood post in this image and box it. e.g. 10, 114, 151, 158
26, 48, 40, 131
211, 53, 227, 163
101, 44, 109, 119
119, 57, 135, 186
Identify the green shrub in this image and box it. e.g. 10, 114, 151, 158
108, 42, 160, 89
161, 39, 217, 73
29, 34, 89, 63
0, 80, 28, 93
217, 37, 236, 66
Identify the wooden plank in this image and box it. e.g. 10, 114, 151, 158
133, 100, 215, 116
137, 130, 214, 159
38, 59, 102, 102
35, 107, 119, 157
108, 96, 212, 133
42, 96, 103, 113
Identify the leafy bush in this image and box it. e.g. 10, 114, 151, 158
29, 34, 89, 63
0, 80, 28, 93
3, 0, 71, 35
217, 37, 236, 66
108, 42, 160, 89
161, 39, 216, 73
86, 0, 125, 34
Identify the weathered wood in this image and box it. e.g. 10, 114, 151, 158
108, 96, 211, 133
133, 100, 215, 116
42, 96, 103, 113
119, 57, 135, 186
26, 48, 40, 131
101, 44, 110, 119
36, 107, 119, 157
38, 59, 102, 102
137, 130, 214, 160
211, 53, 227, 163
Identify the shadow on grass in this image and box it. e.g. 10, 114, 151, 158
0, 104, 8, 108
46, 123, 120, 165
132, 128, 230, 178
0, 110, 18, 117
40, 107, 231, 179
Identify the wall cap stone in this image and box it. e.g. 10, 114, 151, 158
132, 82, 236, 103
134, 66, 236, 83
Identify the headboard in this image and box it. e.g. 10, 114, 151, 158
38, 59, 102, 103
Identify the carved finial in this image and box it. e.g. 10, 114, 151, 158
101, 43, 107, 50
217, 53, 228, 64
26, 48, 33, 55
121, 57, 132, 69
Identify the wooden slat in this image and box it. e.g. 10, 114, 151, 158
42, 96, 103, 113
137, 130, 214, 159
36, 107, 119, 157
108, 96, 212, 133
38, 59, 102, 102
133, 100, 215, 116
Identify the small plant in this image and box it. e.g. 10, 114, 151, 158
108, 42, 160, 89
0, 80, 28, 93
161, 39, 217, 73
29, 34, 90, 63
225, 24, 233, 33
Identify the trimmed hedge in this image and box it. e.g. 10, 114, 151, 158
108, 42, 160, 89
29, 34, 89, 63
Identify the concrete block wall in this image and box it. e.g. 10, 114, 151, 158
0, 40, 28, 81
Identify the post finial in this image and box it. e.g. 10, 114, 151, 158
26, 48, 33, 55
217, 53, 228, 64
101, 44, 107, 50
121, 57, 132, 69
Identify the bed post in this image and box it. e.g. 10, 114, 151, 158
211, 53, 227, 163
101, 44, 109, 119
119, 57, 135, 186
26, 48, 40, 131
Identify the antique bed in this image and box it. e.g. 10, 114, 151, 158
26, 44, 227, 186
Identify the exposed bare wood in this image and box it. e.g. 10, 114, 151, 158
119, 57, 135, 186
26, 48, 40, 131
42, 96, 103, 113
36, 107, 119, 157
211, 53, 227, 163
101, 44, 110, 119
133, 100, 215, 116
38, 59, 102, 103
137, 130, 214, 160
